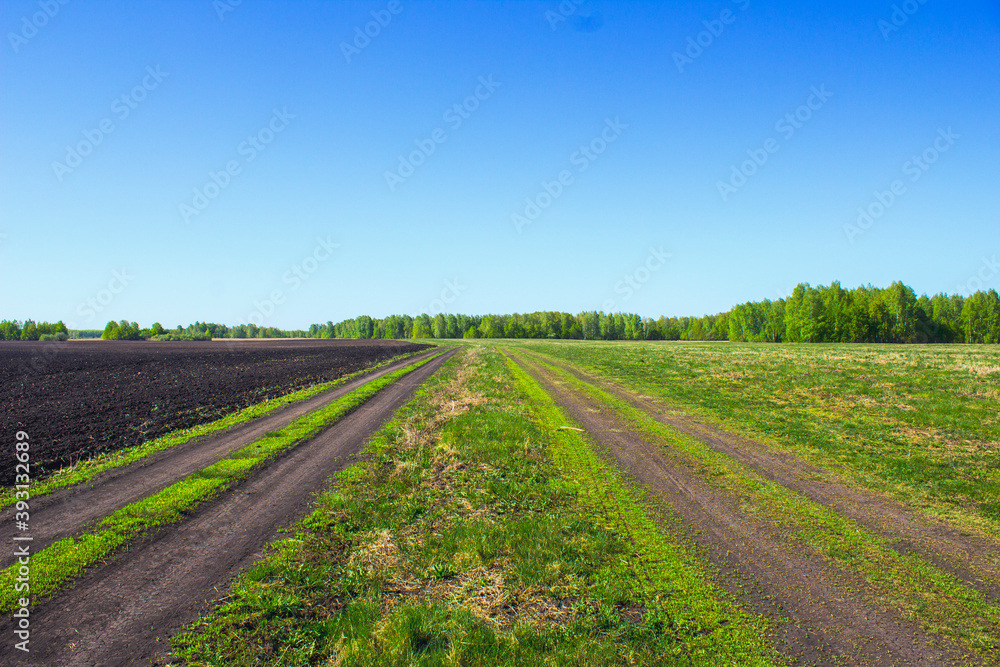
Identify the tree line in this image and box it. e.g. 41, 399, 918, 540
0, 320, 69, 341
101, 321, 312, 341
308, 281, 1000, 344
4, 281, 997, 345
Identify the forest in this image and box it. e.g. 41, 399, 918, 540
311, 281, 1000, 344
4, 281, 997, 345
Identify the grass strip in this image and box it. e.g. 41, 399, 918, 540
168, 345, 779, 666
0, 350, 429, 511
522, 350, 1000, 661
504, 351, 782, 665
513, 340, 1000, 533
0, 352, 442, 612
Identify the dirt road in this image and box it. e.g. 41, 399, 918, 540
509, 350, 981, 666
2, 349, 453, 666
0, 348, 440, 570
519, 349, 1000, 606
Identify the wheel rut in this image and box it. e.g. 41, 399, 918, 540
0, 349, 440, 570
518, 349, 1000, 605
509, 350, 976, 667
1, 349, 453, 667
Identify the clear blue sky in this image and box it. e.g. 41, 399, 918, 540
2, 0, 998, 329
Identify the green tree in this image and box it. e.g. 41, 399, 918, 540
20, 320, 39, 341
0, 320, 22, 340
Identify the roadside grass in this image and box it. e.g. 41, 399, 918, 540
168, 345, 780, 666
516, 351, 1000, 661
510, 340, 1000, 535
0, 350, 429, 511
0, 352, 442, 613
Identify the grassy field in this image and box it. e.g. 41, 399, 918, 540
510, 340, 1000, 534
169, 345, 780, 666
164, 340, 1000, 665
0, 350, 426, 511
0, 353, 441, 612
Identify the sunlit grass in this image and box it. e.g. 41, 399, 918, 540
0, 350, 429, 511
0, 352, 442, 612
510, 340, 1000, 531
169, 345, 780, 666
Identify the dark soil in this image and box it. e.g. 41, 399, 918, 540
1, 339, 429, 486
0, 350, 453, 667
0, 348, 442, 570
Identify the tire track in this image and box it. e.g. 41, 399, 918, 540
509, 350, 975, 667
1, 349, 454, 667
0, 349, 441, 570
518, 348, 1000, 605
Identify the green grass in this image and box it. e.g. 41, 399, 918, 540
168, 345, 780, 666
0, 352, 442, 613
507, 339, 1000, 533
503, 351, 781, 665
512, 349, 1000, 662
0, 350, 428, 511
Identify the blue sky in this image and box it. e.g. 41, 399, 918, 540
2, 0, 998, 329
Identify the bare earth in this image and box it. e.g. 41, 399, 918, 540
0, 348, 441, 570
2, 349, 453, 667
509, 349, 987, 667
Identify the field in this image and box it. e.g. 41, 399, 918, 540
511, 340, 1000, 529
0, 339, 428, 485
3, 340, 999, 665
